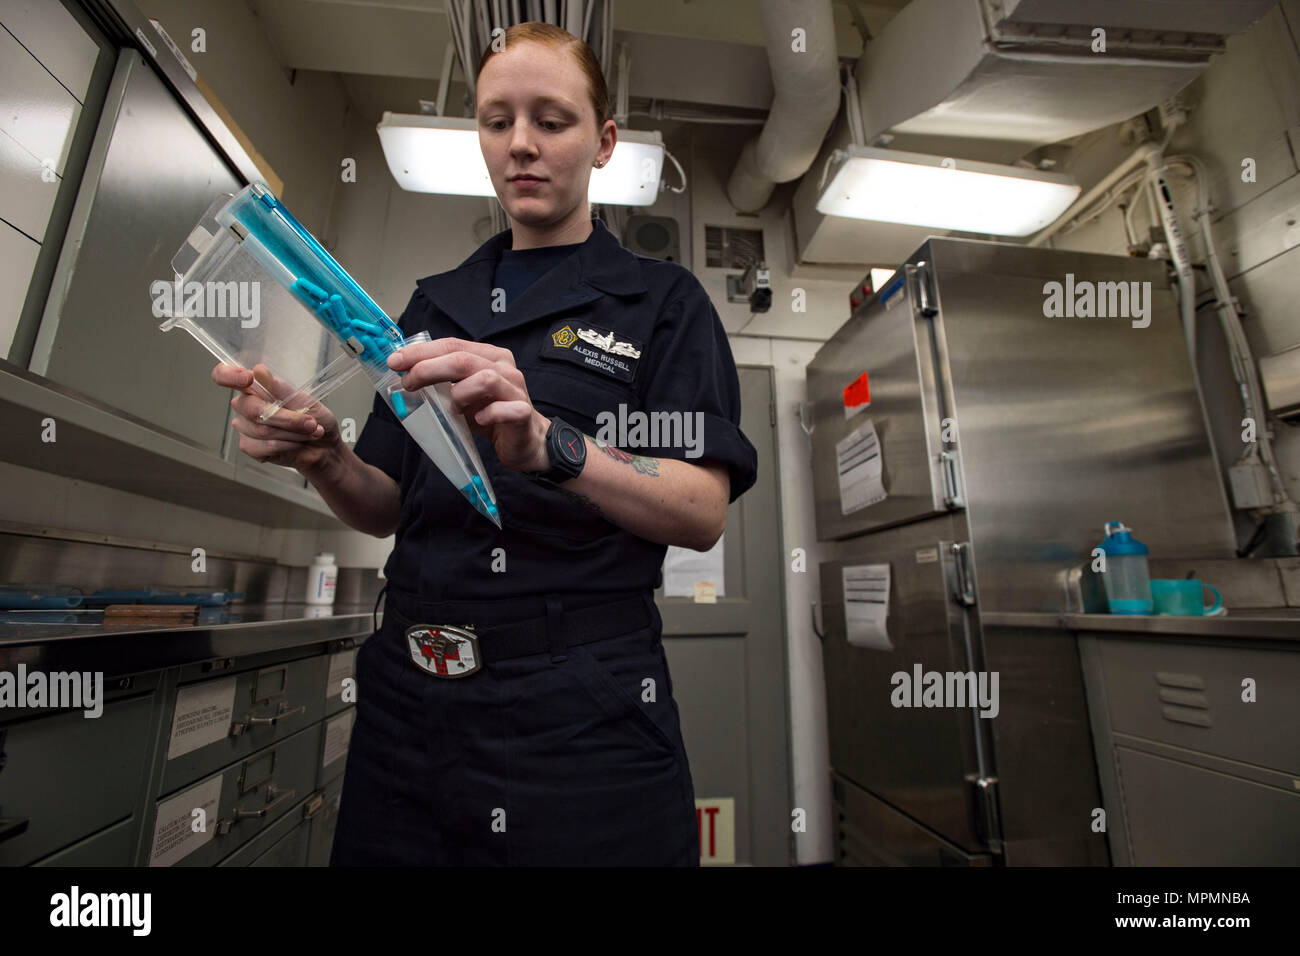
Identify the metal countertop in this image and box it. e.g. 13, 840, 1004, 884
981, 609, 1300, 641
0, 603, 377, 677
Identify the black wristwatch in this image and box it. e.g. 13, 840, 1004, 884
525, 416, 587, 486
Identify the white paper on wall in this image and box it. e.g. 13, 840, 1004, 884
663, 534, 725, 599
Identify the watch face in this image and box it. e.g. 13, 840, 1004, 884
555, 424, 585, 466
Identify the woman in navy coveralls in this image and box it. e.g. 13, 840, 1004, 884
323, 22, 759, 865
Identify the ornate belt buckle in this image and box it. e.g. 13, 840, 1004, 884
405, 623, 481, 678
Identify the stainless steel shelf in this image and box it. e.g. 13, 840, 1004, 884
0, 359, 344, 529
982, 609, 1300, 641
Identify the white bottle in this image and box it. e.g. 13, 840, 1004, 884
306, 552, 338, 605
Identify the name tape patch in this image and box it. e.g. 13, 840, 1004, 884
540, 321, 643, 384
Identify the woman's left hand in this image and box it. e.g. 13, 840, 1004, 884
387, 337, 550, 473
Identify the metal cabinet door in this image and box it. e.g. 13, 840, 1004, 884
31, 51, 241, 456
0, 694, 154, 865
820, 513, 995, 854
807, 270, 951, 541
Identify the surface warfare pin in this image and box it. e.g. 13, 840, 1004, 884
406, 623, 481, 678
542, 320, 642, 384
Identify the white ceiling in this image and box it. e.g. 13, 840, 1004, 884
246, 0, 913, 123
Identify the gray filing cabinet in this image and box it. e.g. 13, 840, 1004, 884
0, 631, 362, 867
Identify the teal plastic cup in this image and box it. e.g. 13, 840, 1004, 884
1150, 579, 1223, 616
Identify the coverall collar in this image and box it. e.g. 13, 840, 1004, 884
415, 217, 647, 341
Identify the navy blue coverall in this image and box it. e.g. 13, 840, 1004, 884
329, 216, 758, 866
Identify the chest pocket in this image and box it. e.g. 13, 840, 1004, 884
486, 366, 638, 542
525, 364, 637, 434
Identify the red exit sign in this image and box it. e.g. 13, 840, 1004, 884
696, 798, 735, 864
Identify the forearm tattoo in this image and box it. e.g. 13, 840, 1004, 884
559, 487, 602, 515
592, 435, 661, 477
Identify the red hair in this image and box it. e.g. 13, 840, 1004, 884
474, 21, 612, 131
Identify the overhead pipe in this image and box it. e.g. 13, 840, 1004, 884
725, 0, 842, 213
1028, 142, 1163, 247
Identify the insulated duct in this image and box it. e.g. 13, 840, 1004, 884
725, 0, 842, 214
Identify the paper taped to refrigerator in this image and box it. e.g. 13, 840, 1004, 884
836, 419, 886, 515
843, 563, 892, 650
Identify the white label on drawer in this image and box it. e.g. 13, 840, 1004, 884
326, 649, 357, 699
167, 677, 236, 760
322, 709, 355, 768
915, 547, 939, 564
149, 775, 221, 867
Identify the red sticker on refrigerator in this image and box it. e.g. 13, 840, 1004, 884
843, 371, 871, 418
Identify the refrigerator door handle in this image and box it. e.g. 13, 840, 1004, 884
951, 542, 977, 606
913, 260, 938, 316
967, 774, 1003, 854
941, 449, 965, 508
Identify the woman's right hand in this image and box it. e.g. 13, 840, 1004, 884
213, 362, 342, 474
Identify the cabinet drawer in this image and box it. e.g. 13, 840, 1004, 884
147, 722, 322, 867
1117, 747, 1300, 865
0, 694, 153, 866
250, 818, 311, 866
217, 799, 311, 867
161, 653, 328, 794
306, 775, 344, 867
33, 817, 135, 867
318, 707, 354, 787
1097, 638, 1299, 774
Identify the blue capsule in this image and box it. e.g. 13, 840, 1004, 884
321, 295, 350, 331
291, 277, 328, 305
392, 392, 408, 419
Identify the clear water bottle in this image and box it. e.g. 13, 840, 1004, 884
1097, 521, 1152, 614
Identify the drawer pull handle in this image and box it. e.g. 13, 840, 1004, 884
302, 795, 325, 819
233, 785, 296, 819
230, 701, 306, 736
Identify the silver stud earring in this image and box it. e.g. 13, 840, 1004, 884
595, 161, 604, 167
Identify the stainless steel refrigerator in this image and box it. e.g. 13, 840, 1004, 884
807, 237, 1235, 865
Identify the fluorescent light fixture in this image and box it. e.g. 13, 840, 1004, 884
377, 112, 665, 206
815, 146, 1081, 237
377, 115, 489, 196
